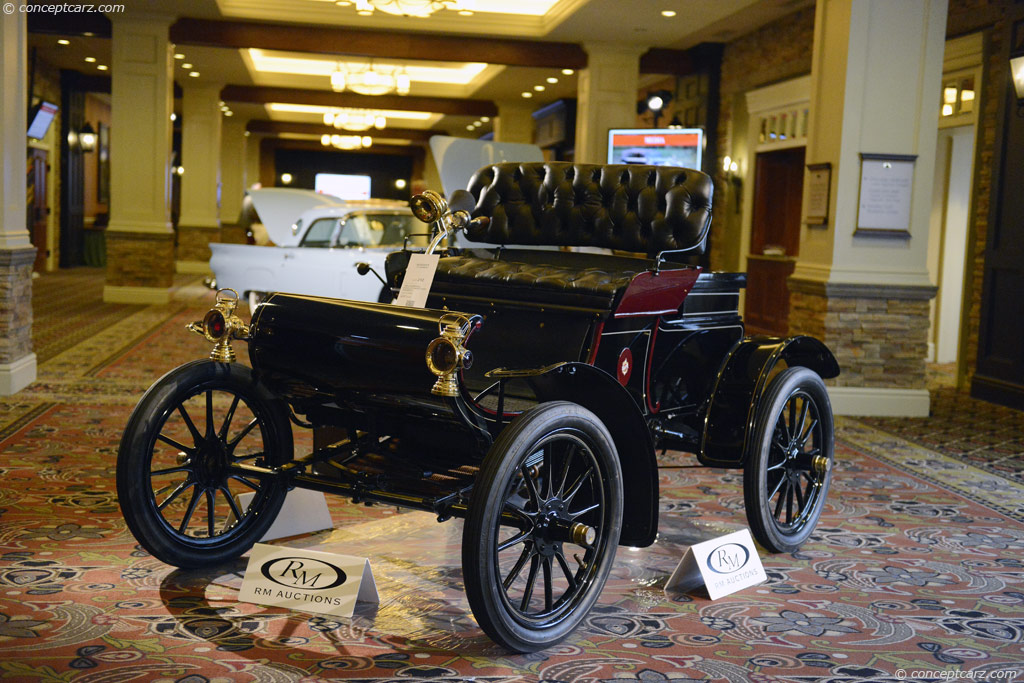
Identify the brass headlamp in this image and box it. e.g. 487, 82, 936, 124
426, 312, 476, 397
187, 289, 250, 362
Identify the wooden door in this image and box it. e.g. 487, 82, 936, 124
744, 147, 805, 335
27, 148, 49, 272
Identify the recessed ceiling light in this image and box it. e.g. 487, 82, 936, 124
466, 124, 474, 130
521, 92, 533, 98
661, 10, 677, 17
84, 57, 96, 63
170, 113, 177, 121
182, 63, 193, 69
480, 116, 490, 122
57, 39, 70, 46
546, 77, 558, 84
174, 53, 185, 59
224, 111, 233, 116
357, 9, 371, 15
472, 121, 481, 127
97, 65, 108, 71
82, 32, 94, 37
561, 68, 574, 75
533, 85, 545, 91
244, 131, 250, 136
189, 71, 200, 78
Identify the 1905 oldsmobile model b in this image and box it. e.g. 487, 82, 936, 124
117, 162, 839, 652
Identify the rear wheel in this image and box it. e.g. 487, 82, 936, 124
743, 367, 834, 553
463, 401, 622, 652
116, 361, 292, 568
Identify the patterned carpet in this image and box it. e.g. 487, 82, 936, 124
1, 269, 1023, 682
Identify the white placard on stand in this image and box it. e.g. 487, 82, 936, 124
664, 528, 767, 600
234, 489, 333, 542
239, 544, 379, 619
395, 253, 440, 308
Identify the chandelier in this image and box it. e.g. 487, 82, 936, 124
321, 134, 373, 150
350, 0, 474, 18
330, 62, 411, 96
323, 108, 387, 131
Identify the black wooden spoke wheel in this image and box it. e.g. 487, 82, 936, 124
463, 401, 623, 652
117, 361, 292, 568
743, 367, 834, 553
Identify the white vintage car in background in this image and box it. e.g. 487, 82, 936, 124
209, 189, 424, 312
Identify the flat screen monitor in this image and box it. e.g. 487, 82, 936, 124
607, 128, 703, 169
27, 101, 58, 140
314, 173, 371, 200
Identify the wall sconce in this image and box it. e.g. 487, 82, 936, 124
1011, 53, 1024, 117
638, 89, 673, 128
723, 155, 742, 211
79, 123, 97, 152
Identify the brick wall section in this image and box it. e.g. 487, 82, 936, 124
709, 6, 816, 270
945, 0, 1008, 388
106, 232, 175, 289
176, 225, 222, 262
219, 224, 249, 245
790, 282, 935, 390
0, 248, 36, 364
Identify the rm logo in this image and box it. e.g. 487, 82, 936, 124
706, 543, 751, 575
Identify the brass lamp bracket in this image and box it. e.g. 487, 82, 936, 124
186, 288, 251, 362
426, 312, 479, 397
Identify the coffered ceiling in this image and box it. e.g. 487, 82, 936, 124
27, 0, 811, 146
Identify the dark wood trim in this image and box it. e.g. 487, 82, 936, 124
858, 152, 918, 162
246, 120, 441, 142
171, 18, 588, 69
971, 374, 1024, 411
263, 137, 425, 156
221, 85, 497, 117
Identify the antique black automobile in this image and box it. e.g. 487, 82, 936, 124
117, 162, 839, 652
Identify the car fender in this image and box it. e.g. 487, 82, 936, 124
526, 362, 658, 548
699, 335, 839, 468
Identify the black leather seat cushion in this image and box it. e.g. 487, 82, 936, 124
432, 253, 640, 310
464, 162, 713, 256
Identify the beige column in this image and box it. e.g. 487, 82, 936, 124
494, 100, 535, 144
104, 13, 175, 304
245, 132, 262, 192
219, 117, 248, 244
0, 13, 37, 394
176, 83, 223, 273
574, 42, 645, 164
790, 0, 948, 416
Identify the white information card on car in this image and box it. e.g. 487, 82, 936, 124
664, 528, 766, 600
395, 253, 440, 308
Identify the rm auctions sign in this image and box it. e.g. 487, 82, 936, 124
239, 544, 379, 618
664, 528, 766, 600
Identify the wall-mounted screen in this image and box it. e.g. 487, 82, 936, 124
27, 101, 58, 140
314, 173, 371, 200
607, 128, 703, 169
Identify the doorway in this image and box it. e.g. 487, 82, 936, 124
27, 148, 49, 272
744, 146, 805, 335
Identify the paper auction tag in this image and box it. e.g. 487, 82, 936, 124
395, 253, 440, 308
664, 528, 766, 600
239, 544, 379, 619
233, 489, 333, 542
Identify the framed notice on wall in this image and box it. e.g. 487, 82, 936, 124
855, 153, 916, 238
805, 162, 831, 226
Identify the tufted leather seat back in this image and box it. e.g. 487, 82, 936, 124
464, 162, 713, 256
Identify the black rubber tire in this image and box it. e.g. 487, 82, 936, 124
116, 360, 293, 568
743, 366, 834, 553
462, 401, 623, 652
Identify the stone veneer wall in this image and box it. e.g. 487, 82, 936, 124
790, 281, 936, 390
176, 225, 222, 262
0, 247, 36, 364
709, 6, 816, 271
106, 232, 175, 289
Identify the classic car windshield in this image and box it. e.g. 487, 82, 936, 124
301, 213, 426, 248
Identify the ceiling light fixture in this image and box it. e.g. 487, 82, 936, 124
561, 68, 574, 75
330, 61, 411, 96
352, 0, 474, 18
661, 10, 676, 17
174, 53, 185, 59
182, 63, 193, 69
84, 57, 96, 63
521, 92, 533, 98
322, 134, 373, 150
546, 77, 558, 84
323, 108, 388, 131
97, 65, 108, 71
57, 39, 70, 46
189, 71, 200, 78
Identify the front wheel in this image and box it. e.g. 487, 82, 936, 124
462, 401, 623, 652
743, 366, 834, 553
116, 360, 293, 568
